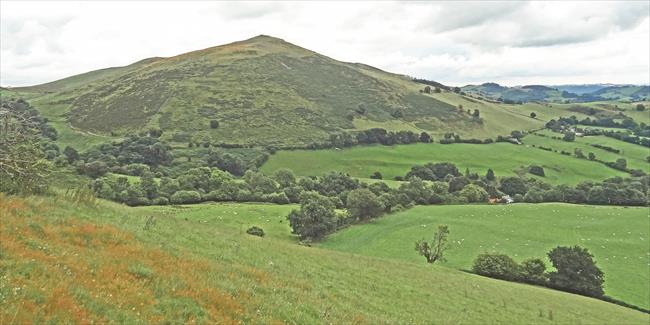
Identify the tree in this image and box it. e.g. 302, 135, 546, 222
83, 161, 108, 178
346, 188, 384, 221
369, 171, 383, 179
423, 86, 431, 94
547, 246, 604, 298
140, 171, 159, 200
588, 152, 596, 161
613, 158, 627, 171
472, 253, 520, 281
486, 168, 496, 181
0, 99, 52, 195
273, 168, 296, 188
419, 132, 432, 143
63, 146, 79, 163
210, 120, 219, 129
459, 184, 489, 202
448, 176, 470, 192
530, 112, 537, 118
472, 109, 480, 118
499, 177, 528, 195
287, 191, 337, 240
574, 148, 585, 159
635, 104, 646, 111
563, 132, 576, 142
434, 87, 441, 93
415, 225, 450, 264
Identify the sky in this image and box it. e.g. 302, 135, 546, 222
1, 1, 649, 87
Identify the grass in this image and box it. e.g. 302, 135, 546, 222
320, 203, 650, 309
261, 142, 628, 185
525, 131, 650, 171
2, 194, 648, 324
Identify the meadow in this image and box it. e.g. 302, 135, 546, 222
525, 131, 650, 171
261, 142, 628, 185
320, 203, 650, 309
2, 194, 648, 324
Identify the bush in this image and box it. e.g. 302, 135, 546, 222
370, 171, 383, 179
472, 253, 520, 281
170, 190, 202, 204
210, 120, 219, 128
528, 165, 545, 177
246, 226, 265, 237
152, 197, 169, 205
519, 258, 547, 285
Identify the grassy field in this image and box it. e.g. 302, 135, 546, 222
525, 131, 650, 171
261, 142, 628, 185
2, 194, 648, 324
320, 203, 650, 309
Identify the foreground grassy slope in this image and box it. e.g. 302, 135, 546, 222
261, 142, 628, 185
2, 195, 648, 324
320, 204, 650, 309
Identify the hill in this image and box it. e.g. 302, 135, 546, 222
463, 83, 649, 103
462, 83, 568, 103
8, 35, 606, 149
14, 35, 474, 147
2, 194, 648, 324
592, 85, 650, 101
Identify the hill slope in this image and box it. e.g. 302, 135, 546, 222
10, 35, 594, 149
17, 35, 476, 147
2, 194, 648, 324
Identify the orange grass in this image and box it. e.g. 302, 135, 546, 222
0, 195, 270, 324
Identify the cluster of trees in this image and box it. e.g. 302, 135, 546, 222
328, 128, 433, 148
547, 115, 650, 141
439, 133, 493, 144
92, 167, 297, 206
70, 135, 173, 178
472, 246, 605, 298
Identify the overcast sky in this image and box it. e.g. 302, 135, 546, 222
1, 1, 649, 87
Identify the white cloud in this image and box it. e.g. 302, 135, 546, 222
1, 1, 648, 87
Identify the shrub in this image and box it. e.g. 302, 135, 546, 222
246, 226, 265, 237
528, 165, 545, 177
210, 120, 219, 128
152, 197, 169, 205
370, 171, 383, 179
170, 190, 202, 204
472, 253, 520, 281
519, 258, 547, 285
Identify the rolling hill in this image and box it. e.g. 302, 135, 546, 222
462, 83, 649, 103
7, 35, 605, 149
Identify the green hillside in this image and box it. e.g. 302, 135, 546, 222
261, 142, 629, 185
3, 194, 648, 324
320, 204, 650, 309
6, 35, 616, 150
